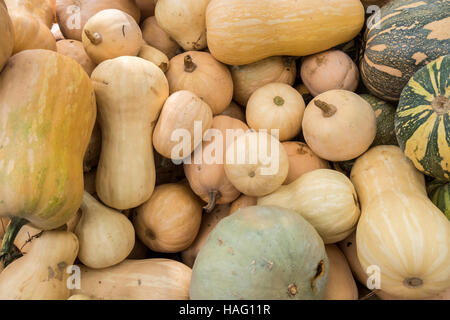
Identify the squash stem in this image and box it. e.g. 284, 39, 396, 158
432, 96, 449, 115
84, 29, 103, 45
273, 96, 285, 106
203, 191, 219, 213
184, 55, 197, 73
0, 217, 28, 268
314, 100, 337, 117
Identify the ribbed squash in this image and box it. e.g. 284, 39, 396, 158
0, 0, 14, 71
395, 55, 449, 181
428, 180, 449, 220
360, 0, 450, 101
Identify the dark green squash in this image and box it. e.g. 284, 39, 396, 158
360, 0, 450, 101
395, 55, 449, 181
190, 205, 329, 300
427, 180, 450, 220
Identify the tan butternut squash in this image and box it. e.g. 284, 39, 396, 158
135, 0, 156, 21
56, 0, 140, 41
0, 231, 79, 300
246, 83, 305, 141
0, 0, 14, 71
76, 192, 135, 269
72, 258, 192, 300
155, 0, 210, 51
134, 183, 202, 253
258, 169, 360, 244
206, 0, 364, 65
184, 115, 248, 212
138, 44, 169, 73
92, 56, 169, 210
229, 195, 257, 214
82, 9, 143, 65
224, 131, 289, 197
166, 51, 233, 115
153, 90, 213, 160
56, 39, 96, 76
282, 142, 330, 185
141, 16, 180, 59
6, 0, 55, 28
13, 224, 42, 254
302, 90, 377, 161
231, 56, 296, 106
181, 204, 230, 268
350, 146, 450, 299
219, 101, 245, 122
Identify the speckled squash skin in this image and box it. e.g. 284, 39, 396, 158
0, 49, 96, 230
360, 0, 450, 101
190, 206, 329, 300
395, 55, 449, 181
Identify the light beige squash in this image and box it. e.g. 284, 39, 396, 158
155, 0, 210, 51
224, 130, 289, 197
92, 56, 169, 210
0, 0, 14, 71
138, 44, 169, 73
13, 224, 42, 254
6, 0, 55, 28
231, 56, 296, 106
68, 294, 92, 300
75, 192, 135, 269
258, 169, 360, 244
302, 90, 377, 161
166, 51, 233, 115
133, 183, 202, 253
282, 141, 330, 185
301, 50, 359, 97
246, 83, 305, 141
82, 9, 143, 64
229, 195, 257, 214
153, 90, 213, 161
219, 101, 245, 122
56, 39, 96, 76
181, 204, 230, 268
141, 16, 180, 59
72, 258, 192, 300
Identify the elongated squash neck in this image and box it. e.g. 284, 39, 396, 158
184, 55, 197, 73
314, 100, 337, 117
81, 191, 99, 212
432, 96, 449, 116
84, 29, 103, 45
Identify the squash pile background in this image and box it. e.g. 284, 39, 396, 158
0, 0, 449, 300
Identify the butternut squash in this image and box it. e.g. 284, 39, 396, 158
56, 39, 96, 77
0, 231, 79, 300
184, 115, 248, 212
135, 0, 156, 21
258, 169, 360, 244
92, 56, 169, 210
82, 9, 143, 65
350, 145, 450, 299
153, 90, 213, 161
224, 131, 289, 197
231, 56, 296, 106
56, 0, 140, 41
5, 0, 55, 28
141, 16, 180, 59
282, 142, 330, 185
302, 90, 377, 161
155, 0, 210, 51
206, 0, 364, 65
138, 44, 169, 73
72, 258, 192, 300
133, 183, 202, 253
0, 0, 14, 71
229, 195, 257, 214
13, 224, 42, 254
220, 101, 245, 122
66, 209, 82, 233
75, 192, 135, 269
246, 83, 305, 141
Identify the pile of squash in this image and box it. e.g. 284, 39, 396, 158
0, 0, 449, 301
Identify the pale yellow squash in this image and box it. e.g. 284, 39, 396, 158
56, 39, 96, 77
141, 16, 180, 59
5, 0, 55, 28
138, 44, 169, 73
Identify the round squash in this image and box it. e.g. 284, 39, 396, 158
246, 83, 305, 141
56, 0, 140, 41
259, 169, 361, 244
82, 9, 143, 65
135, 0, 156, 21
231, 56, 296, 106
5, 0, 55, 28
360, 0, 450, 101
0, 0, 14, 71
133, 183, 203, 253
190, 205, 329, 299
229, 195, 257, 214
138, 44, 169, 73
140, 16, 180, 59
428, 180, 449, 220
166, 51, 234, 115
224, 131, 289, 197
155, 0, 209, 51
56, 39, 96, 76
282, 142, 330, 185
300, 50, 359, 97
92, 56, 169, 210
219, 101, 245, 122
395, 55, 450, 181
182, 204, 231, 268
153, 90, 213, 161
302, 90, 377, 161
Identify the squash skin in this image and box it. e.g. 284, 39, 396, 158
92, 56, 169, 210
5, 0, 55, 28
0, 49, 96, 230
205, 0, 364, 65
0, 0, 14, 71
56, 39, 96, 77
428, 181, 450, 220
219, 101, 245, 122
230, 195, 257, 214
72, 258, 192, 300
360, 0, 450, 101
350, 146, 450, 299
0, 231, 79, 300
395, 55, 450, 181
138, 44, 169, 73
190, 206, 329, 300
141, 16, 180, 59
